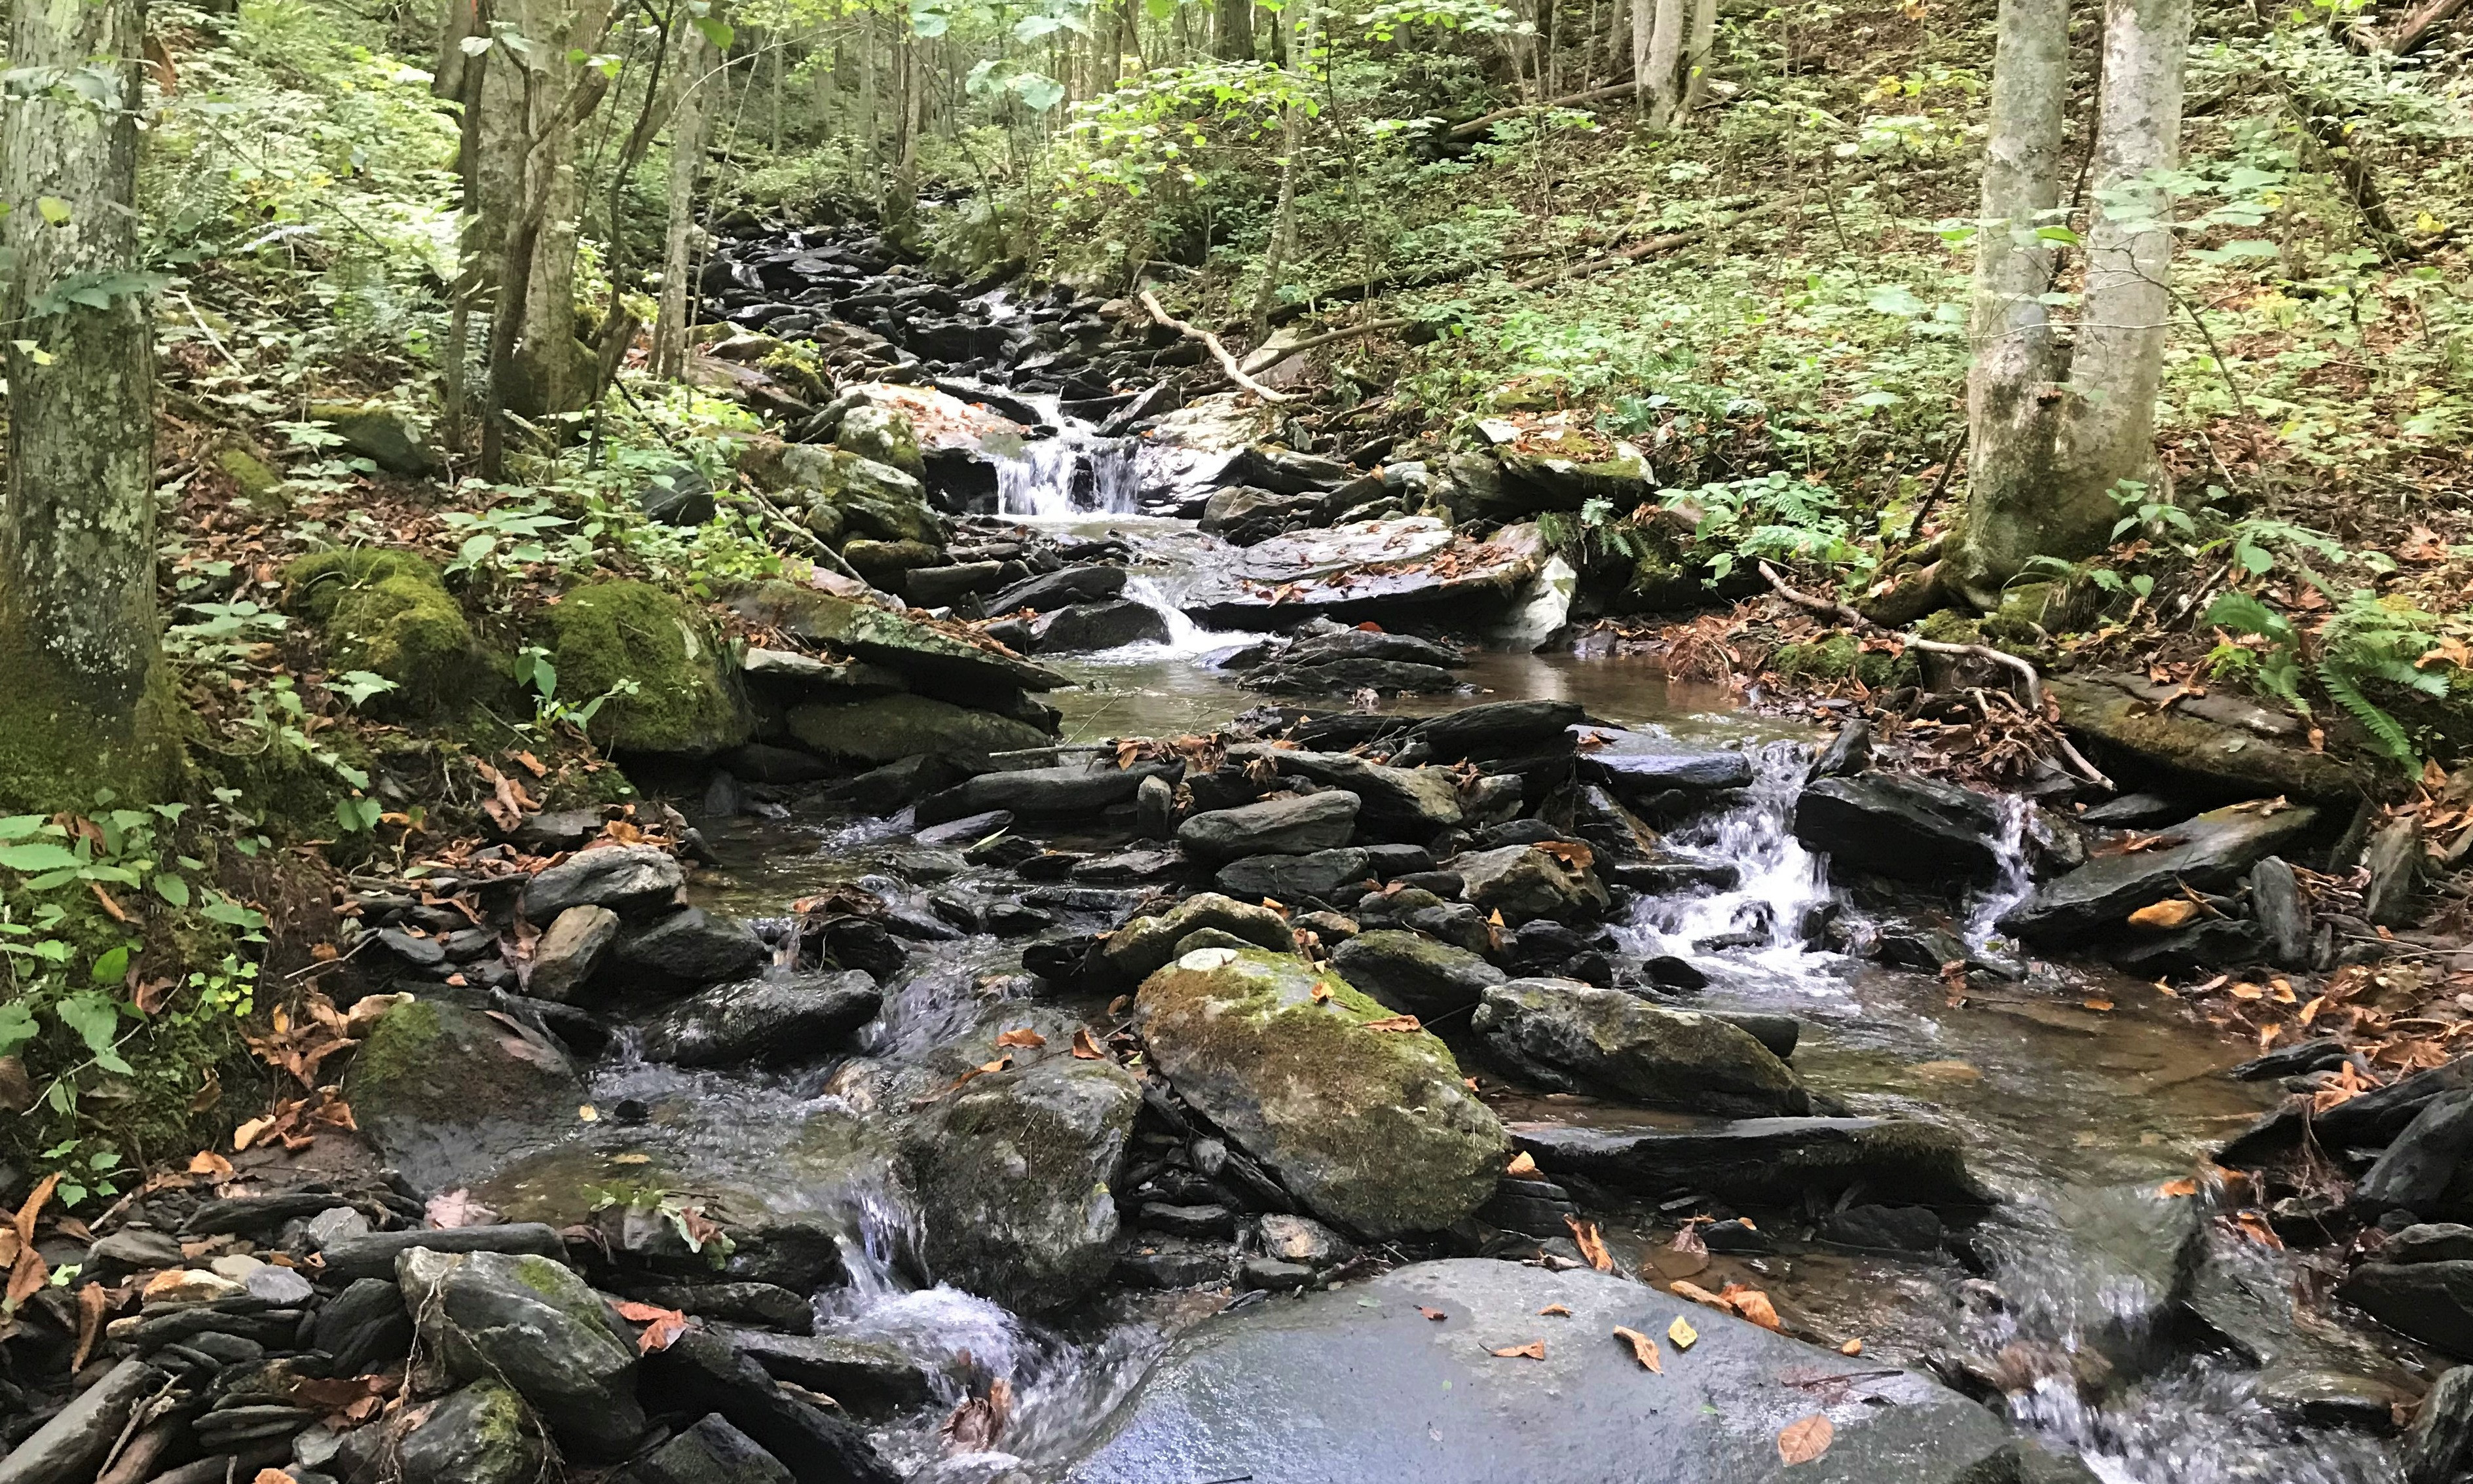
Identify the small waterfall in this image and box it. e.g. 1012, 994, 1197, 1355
992, 392, 1142, 518
1120, 574, 1222, 655
1963, 792, 2037, 950
1616, 741, 1834, 971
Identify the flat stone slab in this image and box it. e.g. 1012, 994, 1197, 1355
1509, 1117, 1990, 1208
1183, 518, 1546, 627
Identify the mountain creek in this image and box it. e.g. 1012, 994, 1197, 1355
10, 212, 2453, 1484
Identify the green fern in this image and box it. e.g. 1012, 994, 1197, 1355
2320, 663, 2417, 765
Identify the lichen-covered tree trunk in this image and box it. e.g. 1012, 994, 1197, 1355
652, 25, 713, 382
1629, 0, 1653, 102
1682, 0, 1717, 110
1950, 0, 2074, 608
0, 0, 176, 809
1644, 0, 1686, 128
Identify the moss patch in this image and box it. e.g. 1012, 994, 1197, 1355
1772, 632, 1918, 688
284, 549, 477, 718
543, 580, 753, 758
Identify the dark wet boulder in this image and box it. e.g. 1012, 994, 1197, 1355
713, 1329, 934, 1414
2389, 1224, 2473, 1265
1791, 774, 2005, 883
1216, 847, 1373, 903
396, 1380, 549, 1484
1581, 745, 1757, 802
895, 1008, 1142, 1312
1405, 697, 1584, 758
529, 904, 620, 1001
2000, 802, 2322, 946
1510, 1115, 1988, 1208
318, 1223, 568, 1280
1028, 599, 1170, 651
2107, 918, 2269, 976
2341, 1260, 2473, 1358
1243, 655, 1461, 695
2047, 671, 2362, 803
1240, 747, 1465, 834
1807, 716, 1872, 781
1329, 929, 1507, 1020
1451, 844, 1608, 925
1179, 789, 1361, 864
986, 563, 1127, 614
639, 971, 883, 1067
609, 906, 771, 992
784, 694, 1052, 762
916, 758, 1179, 825
2407, 1365, 2473, 1484
637, 1326, 899, 1484
343, 1000, 582, 1192
619, 1413, 794, 1484
1472, 978, 1806, 1116
399, 1247, 645, 1458
2358, 1088, 2473, 1220
1138, 947, 1508, 1238
2220, 1055, 2473, 1168
1062, 1259, 2022, 1484
524, 844, 685, 921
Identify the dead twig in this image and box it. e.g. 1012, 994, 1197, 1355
1139, 289, 1293, 403
1239, 317, 1417, 375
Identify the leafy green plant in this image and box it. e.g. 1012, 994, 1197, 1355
2206, 588, 2451, 764
513, 646, 640, 737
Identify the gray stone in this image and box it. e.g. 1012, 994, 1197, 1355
623, 1413, 795, 1484
2002, 802, 2321, 946
321, 1223, 569, 1280
987, 563, 1127, 615
1511, 1117, 1987, 1207
2390, 1224, 2473, 1266
2360, 1088, 2473, 1220
610, 907, 771, 992
1029, 599, 1170, 651
396, 1381, 548, 1484
1136, 774, 1176, 839
635, 1326, 897, 1484
2407, 1365, 2473, 1484
246, 1265, 316, 1304
639, 971, 882, 1067
1817, 1204, 1944, 1252
1582, 747, 1757, 798
1242, 747, 1466, 834
916, 760, 1178, 826
1406, 699, 1583, 757
1806, 717, 1872, 781
313, 1276, 412, 1375
1792, 773, 2005, 883
2340, 1260, 2473, 1358
1061, 1259, 2022, 1484
528, 904, 620, 1003
2248, 856, 2312, 969
0, 1357, 162, 1484
2221, 1055, 2473, 1168
1215, 847, 1373, 904
620, 1282, 813, 1333
714, 1327, 934, 1412
1257, 1213, 1354, 1269
85, 1227, 182, 1272
1102, 893, 1296, 983
524, 845, 685, 922
343, 1000, 582, 1193
1473, 977, 1807, 1117
399, 1246, 644, 1456
1180, 790, 1361, 864
303, 1204, 371, 1249
2366, 815, 2426, 927
1329, 929, 1506, 1021
1451, 844, 1608, 926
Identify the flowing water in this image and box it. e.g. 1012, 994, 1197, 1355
625, 413, 2421, 1480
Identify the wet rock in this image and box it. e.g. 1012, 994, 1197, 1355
1241, 1256, 1318, 1289
1582, 747, 1757, 802
1179, 790, 1361, 864
1029, 599, 1170, 652
1136, 773, 1176, 838
1244, 655, 1461, 695
2222, 1056, 2473, 1168
639, 971, 882, 1067
343, 1000, 582, 1193
1451, 844, 1608, 926
1807, 717, 1872, 781
400, 1247, 644, 1456
1328, 929, 1506, 1020
1792, 774, 2005, 883
620, 1413, 794, 1484
1511, 1116, 1987, 1207
785, 694, 1052, 762
0, 1357, 163, 1484
1102, 893, 1297, 983
2047, 671, 2362, 802
320, 1225, 570, 1282
396, 1380, 548, 1484
902, 561, 1005, 608
86, 1226, 181, 1273
637, 1326, 897, 1484
1256, 1212, 1354, 1269
1818, 1204, 1944, 1252
1710, 1011, 1800, 1060
1138, 947, 1508, 1238
897, 1007, 1142, 1312
1406, 698, 1584, 758
526, 905, 620, 1002
2107, 918, 2268, 976
1061, 1259, 2020, 1484
714, 1328, 934, 1413
314, 1277, 414, 1373
524, 844, 685, 922
2366, 815, 2425, 927
1200, 485, 1324, 542
1182, 518, 1548, 629
2359, 1088, 2473, 1220
1473, 978, 1806, 1116
1608, 859, 1741, 894
1240, 748, 1465, 834
2341, 1260, 2473, 1357
617, 1281, 814, 1334
986, 563, 1127, 614
916, 759, 1178, 825
2406, 1365, 2473, 1484
2001, 802, 2322, 946
1140, 1202, 1236, 1238
726, 579, 1066, 696
1216, 847, 1372, 904
610, 907, 772, 993
2389, 1224, 2473, 1265
2250, 856, 2313, 969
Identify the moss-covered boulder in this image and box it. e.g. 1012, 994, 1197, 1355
2046, 671, 2362, 803
284, 549, 477, 716
841, 538, 943, 588
343, 999, 584, 1192
785, 694, 1051, 764
307, 400, 445, 477
779, 446, 948, 547
1136, 948, 1509, 1238
895, 1006, 1142, 1312
1101, 893, 1297, 984
394, 1380, 549, 1484
399, 1247, 644, 1458
1770, 631, 1919, 689
215, 441, 287, 514
544, 581, 754, 758
1472, 976, 1808, 1116
837, 403, 927, 479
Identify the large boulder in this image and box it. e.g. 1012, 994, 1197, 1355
639, 971, 883, 1067
2340, 1261, 2473, 1358
916, 758, 1179, 825
1181, 518, 1548, 629
785, 694, 1052, 763
545, 581, 753, 758
344, 1000, 582, 1192
308, 399, 446, 476
1511, 1117, 1989, 1208
725, 579, 1066, 696
1180, 790, 1362, 864
1216, 847, 1373, 903
895, 1007, 1142, 1312
283, 549, 477, 718
1329, 930, 1506, 1020
608, 906, 771, 993
1405, 699, 1585, 758
1452, 844, 1608, 925
398, 1247, 644, 1458
2001, 802, 2322, 946
2048, 671, 2363, 803
1137, 948, 1508, 1237
396, 1381, 549, 1484
1028, 599, 1170, 652
1472, 978, 1807, 1116
986, 563, 1126, 615
1791, 774, 2005, 884
1063, 1259, 2028, 1484
622, 1413, 794, 1484
1101, 892, 1297, 982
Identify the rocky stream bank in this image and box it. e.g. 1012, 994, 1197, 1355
5, 215, 2469, 1484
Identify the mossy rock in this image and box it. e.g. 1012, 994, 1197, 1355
544, 581, 754, 759
757, 344, 833, 403
841, 538, 943, 587
343, 999, 584, 1191
283, 549, 477, 718
779, 447, 946, 546
785, 694, 1051, 764
215, 443, 287, 514
1136, 947, 1509, 1238
306, 401, 444, 477
837, 403, 926, 479
723, 579, 1067, 696
1772, 632, 1918, 689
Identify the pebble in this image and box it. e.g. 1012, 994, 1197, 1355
245, 1265, 316, 1305
142, 1269, 246, 1306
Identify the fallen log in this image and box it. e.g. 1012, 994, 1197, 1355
1140, 288, 1292, 403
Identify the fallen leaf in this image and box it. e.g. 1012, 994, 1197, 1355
1566, 1214, 1614, 1273
255, 1471, 299, 1484
1538, 1303, 1573, 1317
1839, 1338, 1863, 1356
613, 1300, 692, 1353
2157, 1177, 2201, 1198
1611, 1325, 1662, 1372
2233, 1210, 2285, 1250
942, 1377, 1013, 1454
426, 1189, 500, 1230
1506, 1151, 1539, 1178
994, 1026, 1048, 1050
1777, 1413, 1834, 1465
1418, 1306, 1448, 1322
2228, 982, 2265, 1001
71, 1280, 110, 1370
1669, 1223, 1708, 1257
1668, 1314, 1698, 1350
2083, 997, 2115, 1013
1069, 1028, 1106, 1060
1311, 981, 1333, 1003
1490, 1339, 1546, 1360
578, 1104, 599, 1121
2270, 978, 2298, 1005
1720, 1282, 1782, 1331
2299, 994, 2325, 1026
1361, 1014, 1422, 1033
914, 1056, 1014, 1105
2128, 899, 2198, 930
187, 1150, 235, 1181
232, 1115, 272, 1152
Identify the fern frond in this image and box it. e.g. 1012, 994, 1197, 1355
2321, 663, 2417, 767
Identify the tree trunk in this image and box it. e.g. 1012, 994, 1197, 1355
1629, 0, 1651, 102
1248, 8, 1303, 342
653, 24, 713, 381
1645, 0, 1685, 127
0, 0, 174, 808
1215, 0, 1253, 61
1683, 0, 1717, 109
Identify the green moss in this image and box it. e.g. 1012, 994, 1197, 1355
283, 549, 475, 717
1772, 631, 1918, 688
837, 404, 925, 479
544, 580, 753, 758
0, 606, 184, 814
215, 444, 288, 513
1917, 608, 1984, 646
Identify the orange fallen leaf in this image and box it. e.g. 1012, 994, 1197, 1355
1069, 1028, 1106, 1060
2157, 1177, 2200, 1198
1538, 1303, 1572, 1317
1311, 982, 1332, 1003
1839, 1338, 1863, 1356
1566, 1214, 1614, 1273
2083, 997, 2115, 1012
1611, 1326, 1662, 1372
1778, 1413, 1834, 1465
2233, 1210, 2284, 1251
1720, 1282, 1782, 1331
2228, 982, 2265, 1001
187, 1150, 235, 1180
613, 1300, 692, 1353
2270, 978, 2298, 1005
2299, 995, 2325, 1026
1506, 1151, 1538, 1178
994, 1027, 1047, 1050
1490, 1339, 1546, 1360
1418, 1306, 1448, 1322
255, 1471, 299, 1484
71, 1280, 111, 1371
2128, 899, 2197, 930
1361, 1014, 1422, 1033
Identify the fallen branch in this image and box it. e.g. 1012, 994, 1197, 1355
1238, 317, 1417, 375
1514, 197, 1792, 291
1445, 80, 1639, 141
1263, 248, 1560, 327
2378, 0, 2468, 54
1141, 288, 1293, 403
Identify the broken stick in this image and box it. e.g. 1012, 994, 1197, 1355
1140, 289, 1292, 403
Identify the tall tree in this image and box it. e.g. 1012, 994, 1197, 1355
653, 22, 716, 381
1951, 0, 2195, 607
1643, 0, 1684, 126
1214, 0, 1254, 61
0, 0, 175, 809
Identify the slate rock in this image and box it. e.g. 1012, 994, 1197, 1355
610, 908, 773, 992
524, 845, 685, 921
2002, 802, 2321, 946
528, 904, 621, 1003
1451, 844, 1608, 926
1472, 977, 1806, 1116
1030, 599, 1170, 652
1582, 747, 1757, 800
396, 1381, 548, 1484
1807, 717, 1872, 781
1511, 1117, 1987, 1207
637, 971, 882, 1067
2340, 1260, 2473, 1358
987, 563, 1127, 615
617, 1281, 814, 1334
1792, 774, 2005, 883
399, 1247, 644, 1457
1179, 790, 1362, 864
343, 1001, 582, 1193
916, 760, 1178, 826
1405, 699, 1584, 757
620, 1413, 795, 1484
1818, 1204, 1944, 1252
714, 1328, 935, 1412
2388, 1224, 2473, 1266
1328, 929, 1506, 1021
1215, 847, 1373, 904
635, 1316, 899, 1484
1242, 747, 1465, 834
1100, 893, 1297, 984
314, 1277, 413, 1375
2359, 1087, 2473, 1219
2248, 856, 2313, 969
2406, 1364, 2473, 1484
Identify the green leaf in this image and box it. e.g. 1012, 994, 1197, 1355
0, 1001, 36, 1058
0, 841, 80, 873
90, 944, 130, 984
154, 874, 191, 908
55, 990, 121, 1060
692, 15, 734, 47
35, 196, 70, 226
0, 814, 50, 840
